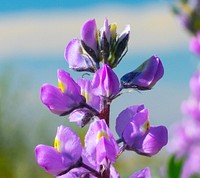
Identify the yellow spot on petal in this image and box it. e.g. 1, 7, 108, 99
58, 80, 65, 93
110, 23, 117, 39
81, 91, 89, 103
54, 138, 61, 152
96, 130, 109, 143
141, 121, 150, 133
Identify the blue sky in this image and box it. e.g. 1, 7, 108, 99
0, 0, 172, 12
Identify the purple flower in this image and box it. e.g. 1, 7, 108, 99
64, 39, 97, 72
65, 18, 130, 72
130, 167, 151, 178
92, 64, 120, 98
40, 69, 85, 116
81, 19, 98, 54
190, 70, 200, 99
116, 105, 168, 156
69, 108, 94, 127
85, 119, 119, 167
65, 19, 99, 72
35, 125, 82, 176
120, 55, 164, 90
190, 31, 200, 55
181, 145, 200, 178
78, 78, 100, 111
68, 78, 100, 127
181, 96, 200, 121
169, 118, 200, 158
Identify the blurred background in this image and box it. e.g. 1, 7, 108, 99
0, 0, 199, 177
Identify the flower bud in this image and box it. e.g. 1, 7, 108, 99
120, 55, 164, 90
92, 64, 120, 97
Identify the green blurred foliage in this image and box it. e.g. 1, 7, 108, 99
166, 155, 184, 178
0, 67, 52, 178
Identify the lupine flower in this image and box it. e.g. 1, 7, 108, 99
116, 105, 168, 156
65, 18, 130, 72
181, 96, 200, 121
181, 145, 200, 178
35, 125, 82, 176
92, 64, 120, 98
69, 108, 94, 127
169, 118, 200, 158
85, 119, 119, 167
181, 69, 200, 121
78, 78, 100, 110
190, 31, 200, 56
190, 69, 200, 99
40, 69, 86, 116
68, 78, 100, 127
65, 39, 97, 72
130, 167, 151, 178
120, 55, 164, 90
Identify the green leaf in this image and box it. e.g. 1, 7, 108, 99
167, 154, 185, 178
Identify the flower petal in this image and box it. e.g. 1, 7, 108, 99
35, 144, 66, 176
40, 83, 76, 115
115, 105, 145, 136
132, 126, 168, 156
65, 39, 95, 72
120, 55, 164, 90
92, 64, 120, 97
55, 125, 82, 163
81, 19, 98, 53
130, 167, 151, 178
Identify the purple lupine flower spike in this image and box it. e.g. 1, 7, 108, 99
40, 69, 85, 116
35, 125, 82, 176
120, 55, 164, 90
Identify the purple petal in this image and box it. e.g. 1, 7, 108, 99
190, 70, 200, 99
181, 145, 200, 178
81, 19, 98, 53
77, 78, 100, 111
85, 119, 119, 161
181, 96, 200, 121
57, 69, 81, 99
115, 105, 145, 137
130, 167, 151, 178
92, 64, 120, 97
110, 165, 120, 178
132, 126, 168, 156
55, 125, 82, 162
120, 55, 164, 90
40, 83, 76, 115
189, 34, 200, 56
65, 39, 95, 72
35, 144, 66, 176
40, 70, 86, 115
69, 108, 93, 127
102, 18, 110, 43
96, 137, 117, 166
